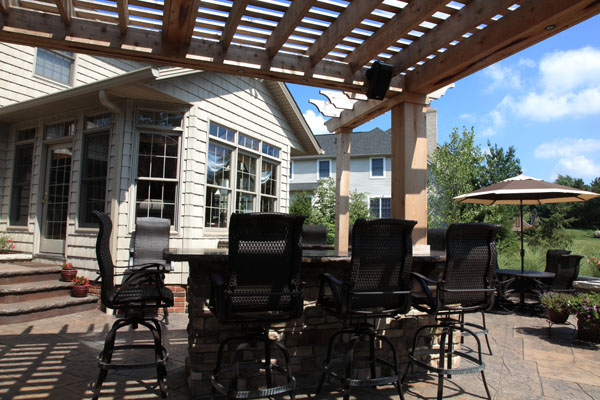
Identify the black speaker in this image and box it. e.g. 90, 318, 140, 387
366, 61, 393, 100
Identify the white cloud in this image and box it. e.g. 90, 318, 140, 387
303, 109, 329, 135
483, 64, 522, 92
539, 47, 600, 93
459, 112, 476, 121
518, 57, 536, 68
554, 155, 600, 180
515, 86, 600, 121
534, 138, 600, 159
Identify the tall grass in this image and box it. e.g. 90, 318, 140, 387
497, 229, 600, 277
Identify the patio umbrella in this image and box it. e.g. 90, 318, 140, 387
454, 174, 600, 272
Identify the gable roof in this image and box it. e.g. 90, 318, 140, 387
295, 127, 391, 159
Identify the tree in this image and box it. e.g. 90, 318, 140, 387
427, 127, 484, 227
482, 141, 521, 186
289, 177, 373, 244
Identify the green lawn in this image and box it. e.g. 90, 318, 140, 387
497, 229, 600, 277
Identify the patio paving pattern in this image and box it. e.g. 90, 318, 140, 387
0, 309, 598, 399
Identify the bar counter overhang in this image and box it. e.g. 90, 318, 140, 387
165, 247, 445, 397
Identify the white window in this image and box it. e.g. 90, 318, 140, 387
35, 48, 74, 85
318, 160, 330, 179
10, 128, 35, 226
205, 122, 280, 228
370, 157, 385, 178
134, 109, 184, 226
370, 197, 391, 218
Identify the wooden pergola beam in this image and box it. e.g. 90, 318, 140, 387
220, 0, 248, 51
162, 0, 200, 45
406, 0, 600, 94
307, 0, 381, 66
0, 7, 376, 93
53, 0, 72, 25
389, 0, 517, 76
265, 0, 316, 59
345, 0, 448, 72
116, 0, 129, 35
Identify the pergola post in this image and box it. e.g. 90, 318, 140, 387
334, 127, 352, 252
391, 100, 429, 252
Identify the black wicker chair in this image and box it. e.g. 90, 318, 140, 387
533, 253, 583, 294
404, 223, 499, 400
129, 216, 173, 323
542, 249, 572, 285
92, 210, 174, 400
209, 212, 305, 399
301, 224, 328, 246
316, 218, 417, 400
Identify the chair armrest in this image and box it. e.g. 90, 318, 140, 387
410, 272, 439, 313
318, 272, 344, 314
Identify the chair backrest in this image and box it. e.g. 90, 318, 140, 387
545, 249, 571, 274
92, 210, 117, 308
348, 218, 417, 313
301, 224, 328, 246
228, 212, 305, 293
442, 223, 500, 310
552, 254, 583, 290
427, 228, 446, 251
133, 217, 170, 265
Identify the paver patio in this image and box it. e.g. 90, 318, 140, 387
0, 309, 598, 399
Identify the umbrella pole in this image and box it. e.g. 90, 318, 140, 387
520, 200, 524, 273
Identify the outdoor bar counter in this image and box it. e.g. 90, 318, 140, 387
165, 248, 445, 396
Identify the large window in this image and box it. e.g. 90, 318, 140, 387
10, 128, 35, 226
134, 109, 183, 226
370, 157, 384, 178
318, 160, 330, 179
205, 122, 280, 228
370, 197, 391, 218
79, 114, 111, 227
35, 48, 74, 85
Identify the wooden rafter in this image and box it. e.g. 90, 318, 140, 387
389, 0, 518, 76
345, 0, 448, 72
53, 0, 72, 25
405, 0, 600, 93
220, 0, 248, 51
265, 0, 316, 59
116, 0, 129, 35
307, 0, 381, 66
162, 0, 200, 45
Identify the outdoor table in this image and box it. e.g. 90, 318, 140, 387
164, 247, 445, 397
496, 269, 555, 310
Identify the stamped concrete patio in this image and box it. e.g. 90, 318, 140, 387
0, 309, 598, 400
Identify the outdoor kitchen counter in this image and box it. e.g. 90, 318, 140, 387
165, 248, 445, 396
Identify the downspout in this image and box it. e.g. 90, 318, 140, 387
99, 90, 122, 115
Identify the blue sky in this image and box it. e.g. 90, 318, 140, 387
288, 14, 600, 185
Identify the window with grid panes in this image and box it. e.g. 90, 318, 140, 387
10, 128, 35, 226
205, 122, 280, 228
79, 114, 111, 227
370, 197, 391, 218
35, 48, 74, 85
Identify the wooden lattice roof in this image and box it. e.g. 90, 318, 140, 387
0, 0, 598, 97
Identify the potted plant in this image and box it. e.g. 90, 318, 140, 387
540, 291, 572, 324
71, 275, 89, 297
60, 262, 77, 282
569, 293, 600, 342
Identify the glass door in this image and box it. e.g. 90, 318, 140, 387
40, 145, 72, 254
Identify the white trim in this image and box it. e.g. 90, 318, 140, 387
317, 159, 331, 179
370, 157, 385, 179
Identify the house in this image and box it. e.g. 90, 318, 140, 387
0, 44, 320, 286
290, 109, 438, 218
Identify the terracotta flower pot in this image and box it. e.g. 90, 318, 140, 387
71, 285, 89, 298
60, 269, 77, 282
547, 308, 569, 324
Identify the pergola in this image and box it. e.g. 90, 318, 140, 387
1, 0, 598, 251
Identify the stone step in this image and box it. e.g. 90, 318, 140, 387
0, 279, 74, 303
0, 295, 100, 324
0, 262, 62, 285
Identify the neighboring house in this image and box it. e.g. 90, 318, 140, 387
290, 109, 437, 218
0, 44, 320, 285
